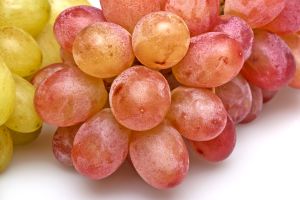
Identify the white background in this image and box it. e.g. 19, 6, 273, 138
1, 0, 300, 199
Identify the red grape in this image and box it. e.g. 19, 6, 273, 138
262, 89, 278, 103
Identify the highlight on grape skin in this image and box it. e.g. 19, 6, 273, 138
216, 75, 253, 124
132, 11, 190, 70
0, 126, 13, 172
34, 66, 108, 127
129, 121, 189, 189
224, 0, 286, 28
100, 0, 162, 33
173, 32, 244, 88
72, 109, 130, 180
167, 87, 227, 142
54, 5, 106, 53
72, 22, 135, 78
242, 30, 296, 91
110, 66, 171, 131
165, 0, 219, 36
192, 116, 236, 162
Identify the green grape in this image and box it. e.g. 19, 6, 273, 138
0, 0, 50, 36
0, 26, 42, 77
5, 75, 42, 133
0, 126, 13, 173
0, 58, 16, 126
9, 127, 42, 146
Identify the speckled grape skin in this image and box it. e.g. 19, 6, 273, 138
262, 89, 278, 103
165, 0, 219, 36
53, 124, 81, 166
100, 0, 162, 33
73, 22, 134, 78
35, 66, 108, 127
54, 5, 106, 53
31, 63, 67, 88
192, 116, 236, 162
263, 0, 300, 34
132, 11, 190, 70
213, 15, 254, 59
167, 87, 227, 141
242, 30, 296, 91
241, 84, 263, 123
224, 0, 286, 28
72, 109, 130, 180
110, 66, 171, 131
173, 32, 244, 88
130, 121, 189, 189
216, 75, 252, 124
281, 34, 300, 89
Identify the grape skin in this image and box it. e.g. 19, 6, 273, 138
167, 87, 227, 141
60, 48, 76, 67
130, 121, 189, 189
9, 128, 42, 146
72, 109, 130, 180
262, 89, 278, 103
0, 126, 13, 172
173, 32, 244, 88
110, 66, 171, 131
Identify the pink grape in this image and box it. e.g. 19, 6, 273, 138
165, 0, 220, 36
54, 5, 106, 53
224, 0, 286, 28
213, 15, 254, 59
110, 66, 171, 131
60, 48, 76, 67
52, 124, 81, 166
31, 63, 66, 88
130, 121, 189, 189
264, 0, 300, 34
35, 66, 108, 127
100, 0, 162, 33
167, 87, 227, 141
262, 89, 278, 103
72, 109, 130, 180
242, 30, 296, 91
173, 32, 244, 88
216, 75, 252, 124
192, 116, 236, 162
241, 84, 263, 123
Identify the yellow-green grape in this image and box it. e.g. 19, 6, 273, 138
0, 0, 50, 36
0, 59, 16, 126
9, 127, 42, 146
0, 126, 13, 173
5, 75, 42, 133
0, 27, 42, 77
48, 0, 90, 25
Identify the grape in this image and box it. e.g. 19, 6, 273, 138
53, 125, 81, 167
100, 0, 162, 33
263, 0, 300, 34
224, 0, 286, 28
73, 22, 134, 78
132, 11, 190, 70
216, 75, 252, 124
167, 87, 227, 141
242, 30, 296, 91
54, 5, 106, 53
280, 34, 300, 89
173, 32, 244, 88
129, 121, 189, 189
0, 27, 42, 77
60, 48, 76, 67
192, 116, 236, 162
110, 66, 171, 131
0, 59, 16, 126
5, 75, 42, 133
31, 63, 67, 88
0, 0, 50, 36
213, 15, 254, 60
0, 126, 13, 172
165, 0, 219, 36
262, 89, 278, 103
35, 66, 108, 127
241, 85, 263, 123
9, 128, 42, 146
72, 109, 130, 180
